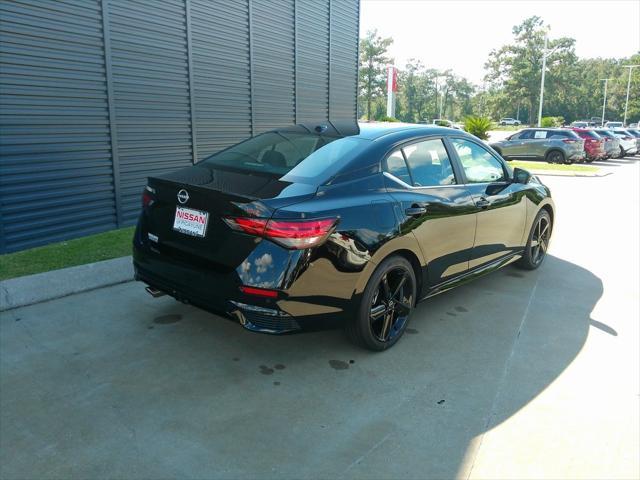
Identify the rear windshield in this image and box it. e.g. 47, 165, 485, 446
202, 132, 367, 183
595, 130, 614, 138
581, 130, 601, 139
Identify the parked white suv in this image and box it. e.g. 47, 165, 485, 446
612, 129, 639, 156
499, 117, 521, 126
605, 121, 623, 128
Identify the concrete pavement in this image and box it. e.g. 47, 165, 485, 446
1, 156, 638, 479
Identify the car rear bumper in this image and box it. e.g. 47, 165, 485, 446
133, 226, 365, 334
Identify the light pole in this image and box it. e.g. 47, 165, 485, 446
537, 34, 548, 127
600, 78, 612, 126
437, 76, 445, 119
622, 65, 639, 126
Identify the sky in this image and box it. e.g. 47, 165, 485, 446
360, 0, 640, 85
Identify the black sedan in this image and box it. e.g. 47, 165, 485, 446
133, 122, 554, 350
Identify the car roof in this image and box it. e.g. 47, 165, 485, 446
354, 122, 456, 141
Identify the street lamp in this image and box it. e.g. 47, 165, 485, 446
537, 33, 561, 127
600, 78, 612, 126
622, 65, 639, 126
537, 35, 548, 127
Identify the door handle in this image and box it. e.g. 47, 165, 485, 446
475, 197, 491, 208
405, 204, 428, 216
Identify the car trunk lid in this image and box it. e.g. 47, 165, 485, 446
142, 164, 317, 269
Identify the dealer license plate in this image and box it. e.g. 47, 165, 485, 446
173, 206, 209, 237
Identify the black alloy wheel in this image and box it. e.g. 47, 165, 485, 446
347, 256, 416, 350
546, 150, 564, 164
516, 209, 552, 270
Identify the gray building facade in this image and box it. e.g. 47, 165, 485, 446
0, 0, 359, 253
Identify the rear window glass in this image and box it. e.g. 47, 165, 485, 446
548, 130, 579, 139
202, 132, 367, 183
581, 130, 601, 139
402, 139, 456, 186
283, 137, 368, 183
384, 150, 412, 185
595, 130, 614, 138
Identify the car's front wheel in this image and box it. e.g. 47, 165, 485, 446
346, 255, 416, 351
516, 209, 552, 270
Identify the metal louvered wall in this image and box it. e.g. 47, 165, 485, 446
0, 0, 359, 253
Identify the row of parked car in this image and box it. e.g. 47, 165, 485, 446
490, 126, 640, 164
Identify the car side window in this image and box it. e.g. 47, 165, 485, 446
384, 150, 412, 185
402, 139, 456, 186
548, 131, 566, 139
450, 138, 506, 184
533, 130, 548, 139
516, 130, 532, 140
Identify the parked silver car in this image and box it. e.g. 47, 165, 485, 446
593, 129, 622, 158
490, 128, 585, 164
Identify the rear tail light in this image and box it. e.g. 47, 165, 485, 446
624, 136, 633, 141
142, 186, 155, 208
223, 217, 338, 249
239, 286, 278, 298
562, 139, 577, 144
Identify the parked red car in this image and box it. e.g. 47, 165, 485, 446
570, 128, 606, 162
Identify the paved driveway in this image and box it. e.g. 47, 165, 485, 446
1, 157, 639, 479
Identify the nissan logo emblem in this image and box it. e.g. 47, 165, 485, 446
177, 189, 189, 204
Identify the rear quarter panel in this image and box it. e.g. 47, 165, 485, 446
272, 173, 425, 316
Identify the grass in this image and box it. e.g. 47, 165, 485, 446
509, 160, 599, 173
0, 226, 135, 281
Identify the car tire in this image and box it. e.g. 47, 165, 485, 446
516, 209, 552, 270
345, 255, 416, 351
545, 150, 565, 164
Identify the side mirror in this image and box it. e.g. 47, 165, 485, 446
513, 167, 531, 184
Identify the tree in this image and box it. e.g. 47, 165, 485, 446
484, 16, 577, 125
358, 30, 393, 120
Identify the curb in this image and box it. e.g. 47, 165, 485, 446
530, 170, 612, 178
0, 256, 134, 312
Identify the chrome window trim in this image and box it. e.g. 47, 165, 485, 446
383, 171, 462, 190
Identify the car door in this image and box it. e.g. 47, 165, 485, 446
527, 129, 551, 158
382, 137, 477, 287
503, 129, 531, 158
447, 137, 527, 269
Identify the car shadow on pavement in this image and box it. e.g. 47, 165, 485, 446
0, 255, 604, 479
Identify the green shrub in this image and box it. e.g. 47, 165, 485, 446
541, 116, 564, 127
378, 115, 400, 122
463, 116, 492, 140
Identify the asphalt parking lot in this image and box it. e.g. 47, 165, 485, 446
1, 157, 639, 479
